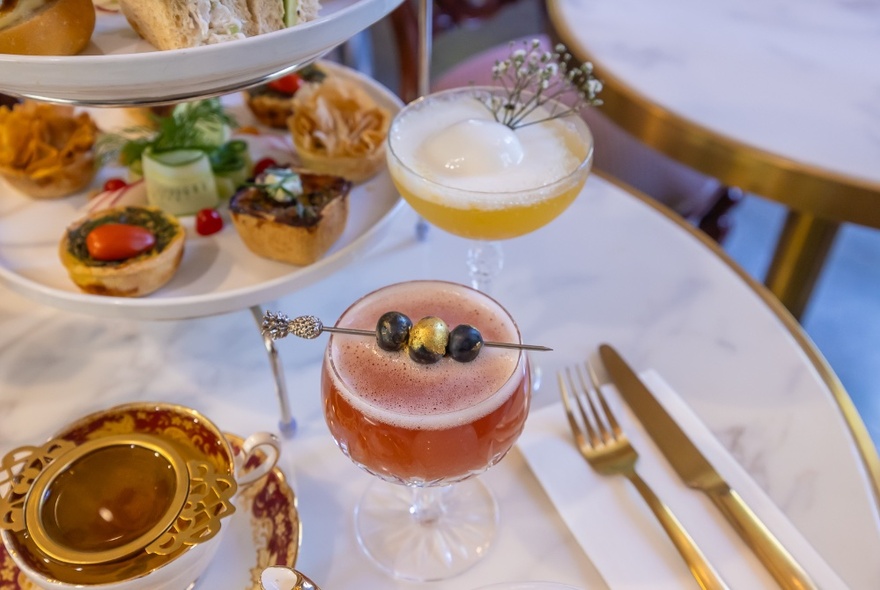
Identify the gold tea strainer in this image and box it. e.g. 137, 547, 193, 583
0, 433, 237, 566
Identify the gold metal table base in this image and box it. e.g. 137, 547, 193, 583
764, 212, 840, 321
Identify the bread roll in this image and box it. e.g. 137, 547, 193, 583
0, 0, 96, 55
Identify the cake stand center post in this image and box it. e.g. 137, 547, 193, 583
414, 0, 433, 243
250, 305, 296, 438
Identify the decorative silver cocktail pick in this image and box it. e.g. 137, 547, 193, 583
261, 311, 552, 352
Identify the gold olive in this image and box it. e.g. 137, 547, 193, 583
408, 316, 449, 364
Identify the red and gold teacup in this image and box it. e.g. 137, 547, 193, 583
0, 402, 279, 590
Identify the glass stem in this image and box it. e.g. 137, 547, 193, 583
409, 485, 450, 526
467, 241, 504, 293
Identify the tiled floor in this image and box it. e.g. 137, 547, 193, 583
365, 1, 880, 449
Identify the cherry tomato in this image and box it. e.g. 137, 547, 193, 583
253, 157, 278, 177
86, 224, 156, 261
267, 74, 302, 95
103, 178, 127, 192
195, 208, 223, 236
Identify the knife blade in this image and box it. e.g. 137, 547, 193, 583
598, 343, 817, 590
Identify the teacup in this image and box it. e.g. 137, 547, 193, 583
0, 402, 280, 590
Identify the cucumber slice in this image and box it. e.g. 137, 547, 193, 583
148, 149, 206, 167
142, 149, 219, 216
284, 0, 299, 26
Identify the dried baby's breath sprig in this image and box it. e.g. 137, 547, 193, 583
482, 39, 603, 130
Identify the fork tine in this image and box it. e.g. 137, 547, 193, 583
575, 363, 613, 444
587, 360, 623, 439
566, 366, 602, 447
558, 371, 587, 449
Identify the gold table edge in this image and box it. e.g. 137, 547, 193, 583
592, 169, 880, 521
547, 0, 880, 228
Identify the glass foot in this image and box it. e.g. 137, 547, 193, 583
354, 478, 498, 581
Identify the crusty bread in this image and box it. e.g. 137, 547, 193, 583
246, 0, 283, 33
0, 0, 96, 55
59, 207, 186, 297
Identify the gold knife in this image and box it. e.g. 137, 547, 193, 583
598, 344, 817, 590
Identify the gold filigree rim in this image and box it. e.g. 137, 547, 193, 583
25, 434, 190, 565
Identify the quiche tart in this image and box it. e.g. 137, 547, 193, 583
229, 168, 351, 265
59, 206, 185, 297
244, 65, 327, 129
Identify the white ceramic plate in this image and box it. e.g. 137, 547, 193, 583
0, 0, 403, 106
0, 62, 404, 321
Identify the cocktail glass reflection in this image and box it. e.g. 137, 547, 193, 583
386, 86, 594, 293
321, 280, 530, 581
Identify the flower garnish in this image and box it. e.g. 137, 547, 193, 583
482, 39, 603, 130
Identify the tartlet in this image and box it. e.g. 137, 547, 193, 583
288, 77, 390, 183
59, 206, 185, 297
229, 169, 351, 265
244, 65, 326, 129
0, 102, 98, 199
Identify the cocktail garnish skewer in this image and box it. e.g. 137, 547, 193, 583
261, 312, 551, 352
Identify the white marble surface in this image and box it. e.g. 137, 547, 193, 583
1, 176, 878, 588
549, 0, 880, 185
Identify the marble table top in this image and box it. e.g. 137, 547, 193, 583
0, 175, 878, 588
548, 0, 880, 187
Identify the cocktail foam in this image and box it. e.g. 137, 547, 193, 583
389, 94, 588, 208
326, 282, 524, 431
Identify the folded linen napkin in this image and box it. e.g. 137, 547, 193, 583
517, 370, 848, 589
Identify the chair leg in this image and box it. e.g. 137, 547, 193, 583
698, 186, 743, 243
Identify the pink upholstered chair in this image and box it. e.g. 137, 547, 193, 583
388, 3, 739, 241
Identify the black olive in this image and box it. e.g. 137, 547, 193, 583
447, 324, 484, 362
376, 311, 412, 351
407, 316, 449, 364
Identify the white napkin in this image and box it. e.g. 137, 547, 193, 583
517, 371, 848, 589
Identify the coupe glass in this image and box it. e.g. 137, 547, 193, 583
387, 86, 594, 293
321, 280, 531, 581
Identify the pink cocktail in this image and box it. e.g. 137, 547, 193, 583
321, 280, 531, 580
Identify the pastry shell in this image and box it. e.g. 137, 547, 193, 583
288, 77, 390, 183
59, 206, 185, 297
229, 176, 351, 266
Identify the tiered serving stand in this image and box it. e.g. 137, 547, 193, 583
0, 0, 417, 436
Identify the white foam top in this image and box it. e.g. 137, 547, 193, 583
388, 94, 590, 206
326, 282, 525, 431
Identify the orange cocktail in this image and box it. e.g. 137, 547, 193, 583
322, 280, 529, 485
386, 87, 594, 241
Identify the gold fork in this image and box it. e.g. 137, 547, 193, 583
559, 361, 730, 590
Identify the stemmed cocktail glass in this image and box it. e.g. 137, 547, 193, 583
386, 46, 598, 292
321, 280, 531, 581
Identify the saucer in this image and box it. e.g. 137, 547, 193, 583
0, 434, 300, 590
